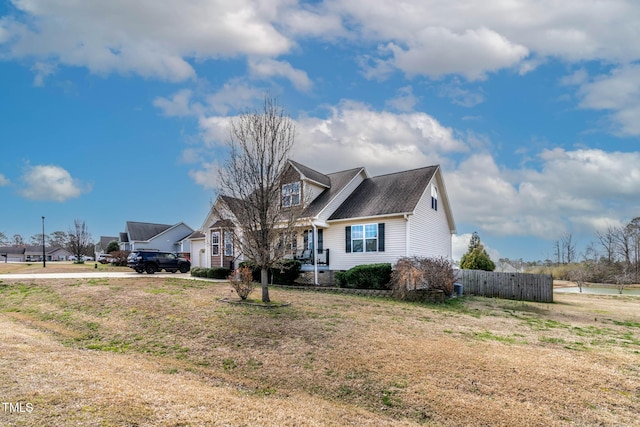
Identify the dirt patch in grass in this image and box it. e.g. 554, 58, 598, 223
1, 277, 639, 426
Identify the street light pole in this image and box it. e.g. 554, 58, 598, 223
42, 216, 46, 268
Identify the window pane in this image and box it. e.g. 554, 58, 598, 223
351, 225, 364, 239
224, 232, 233, 256
365, 224, 377, 238
365, 238, 377, 252
291, 194, 300, 205
352, 239, 363, 253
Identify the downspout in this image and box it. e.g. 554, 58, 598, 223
312, 222, 318, 285
404, 214, 410, 257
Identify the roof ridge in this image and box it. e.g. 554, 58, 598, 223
369, 164, 438, 179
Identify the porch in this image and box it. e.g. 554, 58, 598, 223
291, 248, 330, 272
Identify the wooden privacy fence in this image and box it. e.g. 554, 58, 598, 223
457, 270, 553, 302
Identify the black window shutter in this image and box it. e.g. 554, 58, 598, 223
378, 223, 385, 252
303, 230, 309, 250
317, 229, 323, 251
345, 226, 351, 253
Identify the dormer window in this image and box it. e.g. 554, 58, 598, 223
282, 181, 301, 207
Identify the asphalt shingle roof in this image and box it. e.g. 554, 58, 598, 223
125, 221, 172, 241
289, 160, 331, 187
328, 166, 438, 220
304, 167, 364, 218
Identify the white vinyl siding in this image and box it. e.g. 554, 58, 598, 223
304, 181, 326, 205
324, 217, 406, 271
408, 181, 452, 260
317, 170, 367, 222
190, 239, 206, 268
128, 223, 194, 253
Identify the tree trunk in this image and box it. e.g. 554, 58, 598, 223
261, 267, 270, 303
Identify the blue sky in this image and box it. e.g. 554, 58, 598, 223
1, 0, 640, 262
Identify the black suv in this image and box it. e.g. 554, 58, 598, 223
127, 251, 191, 274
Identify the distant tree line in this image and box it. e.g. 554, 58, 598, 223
523, 217, 640, 289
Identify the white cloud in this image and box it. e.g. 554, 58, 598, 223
576, 64, 640, 135
385, 86, 419, 112
19, 165, 89, 202
186, 100, 467, 186
30, 61, 56, 86
384, 27, 529, 80
292, 100, 468, 175
188, 161, 220, 190
205, 80, 264, 115
447, 148, 640, 240
248, 57, 313, 92
153, 89, 199, 117
2, 0, 293, 81
0, 173, 9, 186
452, 233, 499, 262
330, 0, 640, 64
197, 115, 232, 147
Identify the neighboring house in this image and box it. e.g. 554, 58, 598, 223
47, 247, 74, 261
495, 260, 524, 273
118, 221, 194, 253
191, 160, 456, 284
95, 236, 120, 256
0, 246, 25, 262
0, 246, 73, 262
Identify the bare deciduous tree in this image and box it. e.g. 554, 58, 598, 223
67, 219, 92, 261
595, 226, 617, 263
561, 233, 576, 264
217, 96, 301, 303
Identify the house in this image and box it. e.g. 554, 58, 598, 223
0, 246, 25, 262
191, 160, 456, 284
46, 246, 74, 261
95, 236, 120, 257
118, 221, 194, 254
0, 246, 73, 262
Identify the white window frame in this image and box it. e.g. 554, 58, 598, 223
282, 181, 301, 207
211, 231, 220, 255
223, 231, 233, 257
351, 223, 378, 253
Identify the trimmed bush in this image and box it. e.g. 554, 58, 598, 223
190, 267, 230, 279
239, 259, 302, 285
271, 259, 302, 285
335, 263, 392, 290
208, 267, 231, 279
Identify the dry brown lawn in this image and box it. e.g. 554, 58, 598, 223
0, 262, 129, 274
0, 276, 639, 426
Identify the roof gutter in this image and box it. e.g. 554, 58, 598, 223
327, 212, 414, 224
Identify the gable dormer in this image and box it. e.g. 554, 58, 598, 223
282, 160, 331, 208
